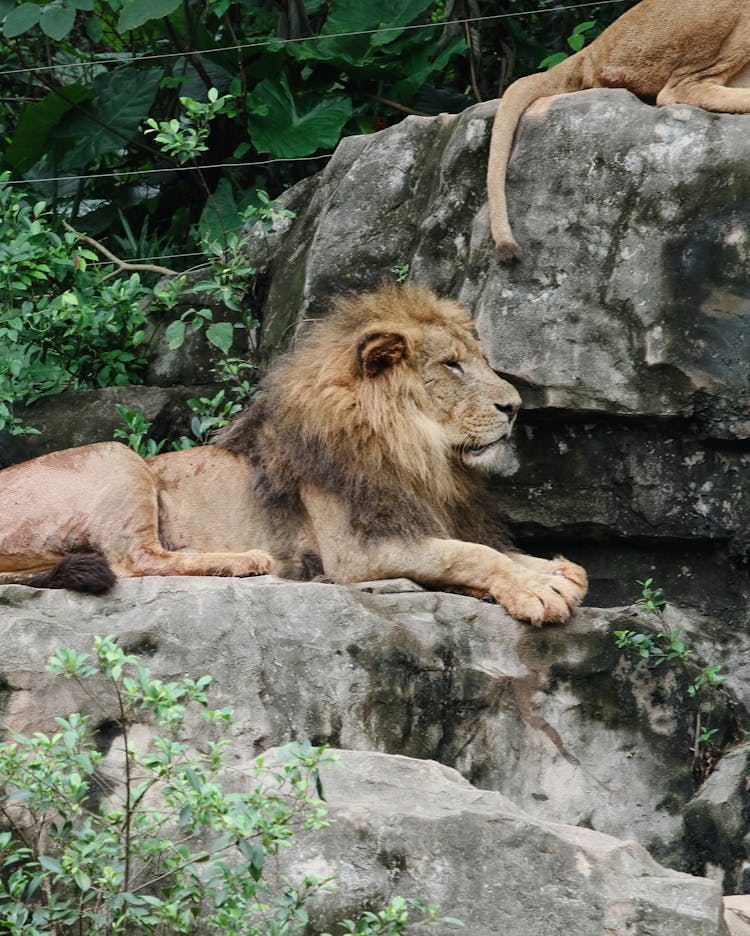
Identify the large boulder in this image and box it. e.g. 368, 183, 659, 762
0, 577, 742, 887
283, 748, 728, 936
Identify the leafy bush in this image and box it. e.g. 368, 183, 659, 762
0, 636, 461, 935
0, 175, 151, 434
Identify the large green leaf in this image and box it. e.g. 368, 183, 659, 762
51, 67, 161, 170
323, 0, 434, 43
290, 0, 434, 67
3, 1, 40, 37
389, 35, 467, 101
247, 76, 352, 158
117, 0, 181, 31
40, 2, 76, 40
5, 84, 91, 171
199, 178, 242, 244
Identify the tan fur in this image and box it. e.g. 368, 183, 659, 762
488, 0, 750, 261
0, 285, 587, 626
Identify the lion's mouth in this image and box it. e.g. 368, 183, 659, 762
461, 437, 505, 456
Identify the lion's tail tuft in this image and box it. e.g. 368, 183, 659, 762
28, 553, 117, 594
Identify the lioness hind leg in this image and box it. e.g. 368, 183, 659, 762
657, 79, 750, 113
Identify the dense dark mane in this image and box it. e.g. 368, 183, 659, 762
214, 284, 511, 546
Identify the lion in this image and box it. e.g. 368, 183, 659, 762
488, 0, 750, 261
0, 284, 586, 626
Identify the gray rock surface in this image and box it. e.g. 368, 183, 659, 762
281, 748, 728, 936
0, 577, 735, 934
725, 895, 750, 935
684, 744, 750, 893
0, 577, 738, 876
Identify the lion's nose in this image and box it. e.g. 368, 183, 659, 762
495, 401, 519, 419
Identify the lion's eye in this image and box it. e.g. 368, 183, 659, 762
443, 360, 464, 375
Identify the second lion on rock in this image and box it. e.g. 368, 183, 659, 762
0, 284, 586, 626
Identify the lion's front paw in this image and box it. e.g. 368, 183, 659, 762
490, 569, 584, 627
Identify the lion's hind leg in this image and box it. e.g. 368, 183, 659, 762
120, 544, 272, 579
0, 441, 272, 591
66, 445, 274, 581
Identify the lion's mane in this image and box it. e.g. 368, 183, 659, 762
214, 284, 510, 550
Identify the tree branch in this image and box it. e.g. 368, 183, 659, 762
63, 222, 177, 280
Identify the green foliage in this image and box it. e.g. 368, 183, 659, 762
144, 89, 234, 165
539, 19, 598, 69
0, 0, 475, 252
614, 578, 726, 700
114, 357, 256, 456
174, 389, 245, 449
633, 577, 667, 616
324, 896, 464, 934
614, 578, 728, 777
0, 636, 461, 935
391, 263, 410, 283
168, 356, 257, 449
113, 404, 167, 458
0, 174, 151, 434
0, 635, 334, 934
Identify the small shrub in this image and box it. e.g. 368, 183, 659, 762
0, 635, 333, 934
0, 636, 461, 935
113, 405, 167, 458
614, 578, 727, 778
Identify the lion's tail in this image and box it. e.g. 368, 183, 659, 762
27, 553, 117, 594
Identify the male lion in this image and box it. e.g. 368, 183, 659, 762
0, 285, 586, 626
488, 0, 750, 261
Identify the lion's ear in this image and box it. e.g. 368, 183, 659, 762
356, 331, 412, 378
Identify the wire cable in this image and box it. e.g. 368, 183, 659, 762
3, 152, 334, 186
0, 0, 630, 78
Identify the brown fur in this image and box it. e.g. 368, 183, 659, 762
488, 0, 750, 261
0, 285, 586, 625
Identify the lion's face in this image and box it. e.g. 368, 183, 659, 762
351, 290, 522, 476
416, 325, 521, 473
